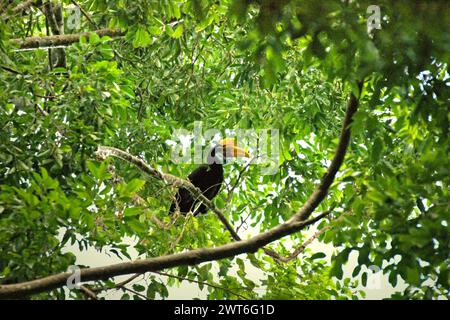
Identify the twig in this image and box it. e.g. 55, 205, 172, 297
79, 285, 98, 300
275, 209, 352, 263
236, 211, 252, 233
105, 164, 175, 229
153, 271, 249, 300
115, 273, 142, 288
91, 273, 145, 299
119, 286, 148, 300
261, 210, 334, 262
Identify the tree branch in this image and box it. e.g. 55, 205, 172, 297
275, 209, 353, 263
153, 271, 249, 300
1, 0, 41, 19
0, 84, 362, 298
79, 285, 98, 300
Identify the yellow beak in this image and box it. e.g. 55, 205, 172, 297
219, 138, 251, 158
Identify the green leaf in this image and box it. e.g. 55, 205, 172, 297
127, 219, 147, 234
388, 271, 398, 287
133, 25, 151, 48
311, 252, 326, 260
330, 260, 343, 280
361, 272, 368, 287
124, 207, 142, 217
358, 246, 370, 266
99, 43, 114, 59
148, 26, 162, 36
79, 35, 87, 44
127, 179, 146, 193
371, 136, 384, 162
86, 161, 108, 180
406, 267, 421, 286
147, 283, 156, 299
89, 32, 100, 44
352, 265, 361, 277
132, 284, 146, 292
171, 24, 184, 39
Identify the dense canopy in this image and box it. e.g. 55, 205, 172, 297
0, 0, 448, 300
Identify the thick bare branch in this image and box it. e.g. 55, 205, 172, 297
0, 85, 362, 298
10, 28, 125, 49
275, 209, 353, 263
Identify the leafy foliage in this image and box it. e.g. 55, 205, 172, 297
0, 0, 448, 299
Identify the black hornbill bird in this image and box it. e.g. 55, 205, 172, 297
169, 139, 250, 215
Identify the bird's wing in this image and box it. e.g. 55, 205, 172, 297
169, 187, 194, 214
187, 164, 209, 185
169, 165, 209, 214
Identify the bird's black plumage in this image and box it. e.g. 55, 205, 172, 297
169, 144, 225, 216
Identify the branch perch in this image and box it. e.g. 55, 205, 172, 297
0, 84, 362, 298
